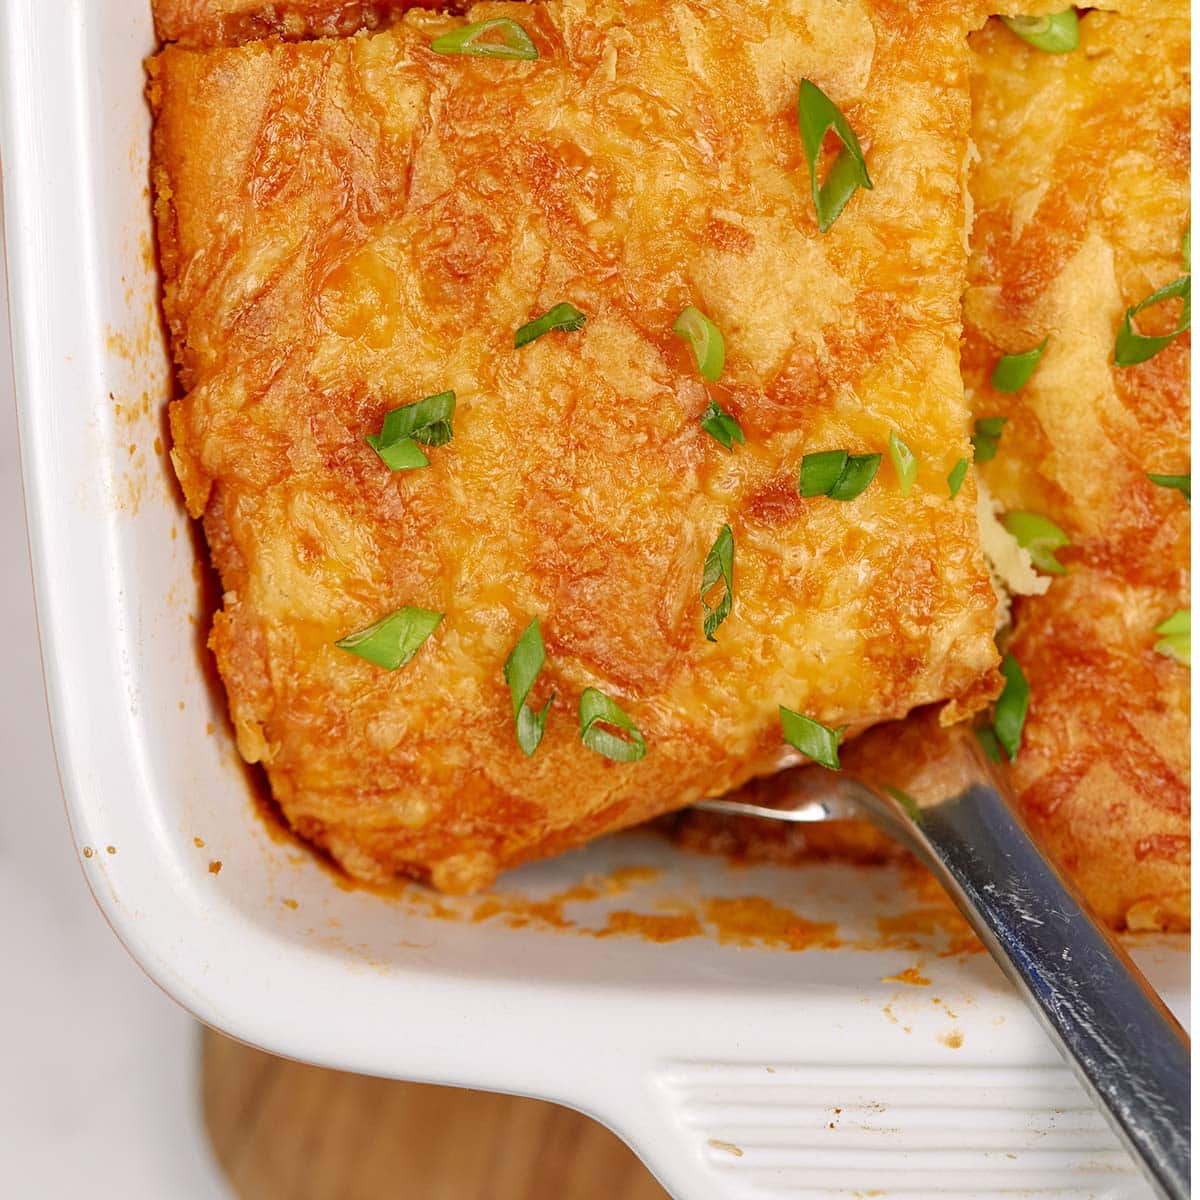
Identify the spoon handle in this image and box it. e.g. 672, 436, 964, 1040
870, 739, 1190, 1200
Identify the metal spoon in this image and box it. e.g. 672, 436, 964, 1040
693, 727, 1190, 1200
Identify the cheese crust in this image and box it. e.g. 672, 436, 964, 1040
964, 1, 1191, 928
150, 0, 998, 891
679, 1, 1191, 930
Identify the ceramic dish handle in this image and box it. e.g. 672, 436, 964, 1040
863, 734, 1190, 1200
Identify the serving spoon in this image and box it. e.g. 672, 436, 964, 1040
693, 726, 1190, 1200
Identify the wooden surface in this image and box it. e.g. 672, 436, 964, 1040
202, 1030, 668, 1200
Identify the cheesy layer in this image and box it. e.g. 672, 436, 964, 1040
680, 1, 1191, 930
964, 0, 1191, 927
150, 0, 999, 891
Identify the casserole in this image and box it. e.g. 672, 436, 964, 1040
0, 3, 1186, 1197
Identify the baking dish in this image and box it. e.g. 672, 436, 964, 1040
0, 3, 1187, 1197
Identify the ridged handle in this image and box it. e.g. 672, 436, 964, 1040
863, 735, 1190, 1200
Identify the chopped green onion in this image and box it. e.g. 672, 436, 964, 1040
701, 525, 734, 642
673, 306, 725, 381
1183, 226, 1191, 272
947, 457, 969, 499
1153, 610, 1190, 665
976, 726, 1004, 764
828, 454, 880, 500
579, 688, 646, 762
1000, 12, 1079, 53
366, 436, 431, 471
1115, 276, 1191, 366
430, 17, 538, 60
799, 450, 848, 497
797, 79, 873, 233
699, 398, 745, 450
366, 391, 456, 471
885, 785, 923, 825
1147, 472, 1191, 503
779, 707, 845, 770
515, 302, 586, 349
972, 416, 1008, 463
1002, 510, 1071, 575
888, 432, 917, 496
503, 618, 554, 756
991, 338, 1048, 393
798, 450, 880, 501
992, 653, 1030, 762
335, 606, 442, 670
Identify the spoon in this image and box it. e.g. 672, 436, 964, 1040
693, 725, 1190, 1200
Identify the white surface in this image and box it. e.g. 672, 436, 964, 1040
0, 4, 1188, 1199
0, 212, 230, 1194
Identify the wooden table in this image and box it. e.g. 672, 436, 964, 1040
203, 1031, 668, 1199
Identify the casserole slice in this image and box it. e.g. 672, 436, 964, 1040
148, 0, 999, 892
674, 0, 1191, 931
962, 0, 1191, 928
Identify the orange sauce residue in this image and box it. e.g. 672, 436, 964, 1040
234, 782, 963, 957
208, 860, 223, 875
606, 866, 662, 891
470, 896, 573, 930
702, 897, 840, 951
882, 964, 931, 986
595, 911, 704, 943
874, 908, 982, 957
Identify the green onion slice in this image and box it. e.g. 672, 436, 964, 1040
828, 453, 881, 500
673, 306, 725, 381
1183, 226, 1191, 272
797, 79, 873, 233
1153, 610, 1190, 666
779, 707, 845, 770
993, 652, 1030, 762
579, 688, 646, 763
701, 524, 734, 642
947, 457, 969, 499
430, 17, 538, 60
1115, 275, 1191, 367
1147, 472, 1191, 504
991, 338, 1048, 393
335, 606, 443, 670
798, 450, 881, 501
503, 618, 554, 756
972, 416, 1008, 463
976, 726, 1004, 764
515, 302, 586, 349
1002, 510, 1071, 575
699, 398, 745, 450
799, 450, 848, 497
885, 785, 923, 825
1000, 12, 1079, 53
366, 391, 456, 471
888, 431, 917, 496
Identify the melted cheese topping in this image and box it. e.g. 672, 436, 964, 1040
963, 0, 1190, 928
150, 0, 1001, 891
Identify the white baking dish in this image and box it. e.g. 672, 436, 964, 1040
0, 3, 1187, 1197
